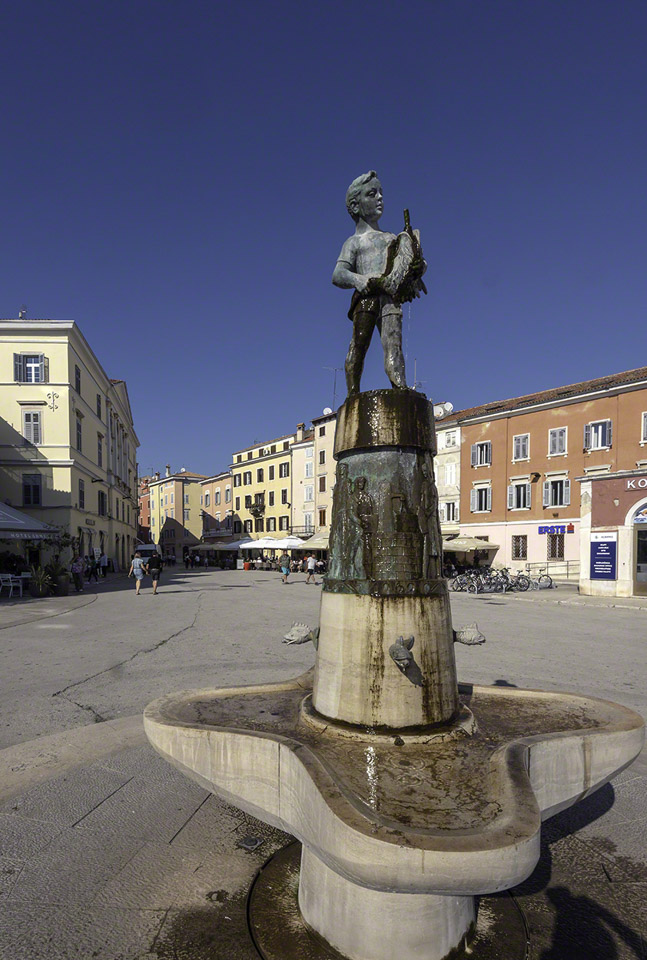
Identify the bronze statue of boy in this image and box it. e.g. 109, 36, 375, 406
333, 171, 427, 396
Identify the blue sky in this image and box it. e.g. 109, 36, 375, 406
3, 1, 647, 476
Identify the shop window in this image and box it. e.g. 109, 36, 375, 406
548, 428, 567, 456
470, 487, 491, 512
584, 420, 612, 451
507, 483, 531, 510
23, 473, 42, 506
512, 535, 527, 560
543, 478, 570, 507
547, 533, 564, 560
470, 442, 491, 467
512, 434, 529, 461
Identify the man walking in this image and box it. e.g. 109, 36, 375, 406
148, 551, 162, 595
279, 552, 290, 584
99, 551, 108, 578
305, 553, 317, 584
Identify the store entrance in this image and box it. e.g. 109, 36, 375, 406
634, 527, 647, 596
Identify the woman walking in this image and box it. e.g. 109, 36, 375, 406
128, 551, 146, 595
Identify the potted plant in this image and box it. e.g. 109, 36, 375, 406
46, 561, 70, 597
28, 566, 53, 599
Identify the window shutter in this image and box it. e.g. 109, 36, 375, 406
14, 354, 24, 382
549, 431, 556, 455
439, 504, 445, 521
470, 444, 477, 467
485, 441, 492, 464
24, 412, 32, 443
470, 489, 477, 512
525, 483, 531, 507
486, 487, 492, 511
32, 413, 41, 444
643, 412, 647, 441
583, 424, 592, 450
606, 420, 612, 447
543, 480, 550, 507
507, 485, 514, 509
564, 479, 571, 505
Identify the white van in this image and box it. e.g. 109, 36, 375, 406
135, 543, 160, 562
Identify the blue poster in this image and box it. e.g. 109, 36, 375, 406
590, 535, 617, 581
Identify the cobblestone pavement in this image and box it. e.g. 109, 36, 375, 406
0, 568, 645, 959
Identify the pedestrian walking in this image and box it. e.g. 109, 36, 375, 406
128, 551, 146, 595
99, 551, 108, 578
279, 551, 290, 584
86, 555, 99, 583
148, 551, 162, 595
305, 553, 317, 584
70, 555, 84, 593
184, 554, 190, 571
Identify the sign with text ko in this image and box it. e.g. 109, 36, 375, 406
590, 532, 617, 581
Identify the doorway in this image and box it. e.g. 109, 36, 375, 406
634, 527, 647, 596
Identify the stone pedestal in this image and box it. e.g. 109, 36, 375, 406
313, 389, 459, 728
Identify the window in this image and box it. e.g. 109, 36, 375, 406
281, 488, 288, 504
184, 509, 190, 521
513, 434, 529, 460
254, 518, 264, 532
225, 486, 231, 502
245, 495, 252, 508
318, 509, 327, 526
319, 426, 326, 437
444, 501, 457, 522
254, 492, 264, 506
235, 496, 240, 510
319, 450, 326, 465
304, 512, 314, 531
205, 492, 210, 507
97, 435, 103, 468
233, 520, 242, 533
257, 468, 264, 482
234, 474, 242, 487
512, 535, 527, 560
267, 517, 276, 531
75, 365, 81, 393
184, 494, 189, 504
244, 519, 253, 533
548, 428, 567, 456
76, 415, 83, 452
170, 493, 174, 503
247, 451, 253, 460
268, 491, 275, 506
243, 471, 252, 485
164, 495, 168, 506
306, 448, 313, 458
547, 533, 564, 560
268, 465, 275, 481
279, 462, 289, 478
470, 442, 492, 466
271, 444, 276, 453
22, 410, 42, 444
543, 478, 570, 507
96, 395, 102, 419
236, 455, 242, 463
444, 463, 456, 486
215, 490, 221, 505
279, 516, 289, 530
200, 495, 203, 505
98, 490, 107, 516
23, 473, 41, 506
584, 420, 612, 451
319, 476, 326, 493
14, 354, 48, 383
470, 486, 492, 512
444, 431, 456, 447
304, 484, 314, 502
305, 461, 313, 478
642, 412, 647, 442
508, 482, 531, 510
78, 479, 85, 509
283, 441, 289, 451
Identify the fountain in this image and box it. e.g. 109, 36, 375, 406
144, 173, 644, 959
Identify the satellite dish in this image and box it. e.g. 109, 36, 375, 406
433, 401, 454, 420
323, 407, 333, 415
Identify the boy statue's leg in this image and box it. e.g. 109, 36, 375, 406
345, 310, 376, 396
378, 304, 407, 388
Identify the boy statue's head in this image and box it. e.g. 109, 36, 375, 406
345, 170, 381, 223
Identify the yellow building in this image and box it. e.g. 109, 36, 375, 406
200, 471, 234, 540
0, 315, 139, 569
231, 424, 307, 539
148, 466, 207, 559
312, 410, 337, 535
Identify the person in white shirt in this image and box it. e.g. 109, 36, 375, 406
305, 553, 317, 584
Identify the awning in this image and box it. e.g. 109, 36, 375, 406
266, 535, 306, 550
0, 503, 58, 541
299, 532, 329, 550
443, 537, 500, 552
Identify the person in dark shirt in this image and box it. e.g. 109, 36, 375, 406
148, 552, 162, 595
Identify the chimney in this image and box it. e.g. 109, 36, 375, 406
296, 422, 305, 443
155, 472, 160, 480
165, 464, 171, 477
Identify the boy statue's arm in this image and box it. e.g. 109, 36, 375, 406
332, 237, 377, 295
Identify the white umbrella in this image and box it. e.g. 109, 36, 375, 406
239, 538, 277, 551
270, 535, 306, 550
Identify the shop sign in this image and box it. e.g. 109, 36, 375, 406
86, 518, 95, 526
590, 532, 617, 581
626, 478, 647, 489
538, 524, 575, 535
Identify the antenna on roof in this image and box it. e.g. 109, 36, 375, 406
18, 305, 27, 320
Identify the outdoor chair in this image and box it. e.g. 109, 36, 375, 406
0, 574, 23, 598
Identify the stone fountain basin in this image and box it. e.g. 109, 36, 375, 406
143, 670, 643, 897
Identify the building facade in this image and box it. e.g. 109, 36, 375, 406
137, 476, 152, 543
435, 422, 461, 538
200, 471, 234, 540
148, 467, 207, 559
312, 412, 336, 535
0, 317, 139, 569
291, 430, 316, 538
453, 366, 647, 580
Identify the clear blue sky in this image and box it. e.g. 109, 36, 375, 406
3, 1, 647, 476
